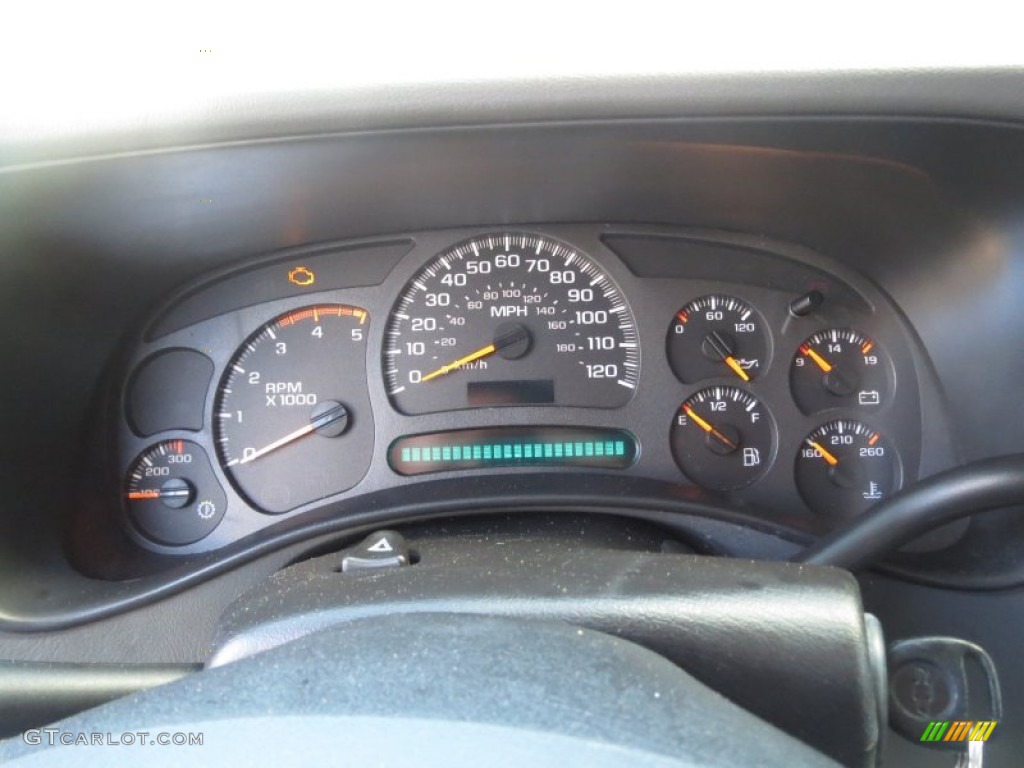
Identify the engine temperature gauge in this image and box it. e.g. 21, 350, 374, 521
670, 386, 775, 490
796, 420, 901, 518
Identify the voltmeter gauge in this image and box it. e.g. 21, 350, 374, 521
667, 295, 769, 384
670, 386, 775, 490
796, 420, 901, 518
124, 440, 226, 545
790, 329, 892, 414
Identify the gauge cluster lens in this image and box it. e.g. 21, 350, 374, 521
383, 234, 639, 414
667, 295, 768, 383
670, 385, 775, 490
791, 329, 891, 414
109, 227, 925, 557
215, 305, 373, 514
796, 420, 900, 518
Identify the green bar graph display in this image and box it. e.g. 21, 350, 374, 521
390, 427, 636, 476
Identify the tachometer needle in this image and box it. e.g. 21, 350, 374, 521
800, 345, 833, 373
239, 422, 317, 465
237, 403, 348, 465
420, 343, 497, 383
806, 439, 840, 466
683, 405, 737, 450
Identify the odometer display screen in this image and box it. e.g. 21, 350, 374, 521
383, 233, 640, 414
390, 427, 637, 475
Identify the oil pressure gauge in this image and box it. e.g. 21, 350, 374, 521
667, 295, 769, 383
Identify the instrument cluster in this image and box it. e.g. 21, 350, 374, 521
107, 225, 926, 555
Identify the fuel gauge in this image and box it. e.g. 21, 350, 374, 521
671, 386, 775, 490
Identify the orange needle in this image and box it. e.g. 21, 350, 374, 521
807, 439, 839, 466
724, 355, 751, 382
420, 343, 497, 383
684, 405, 737, 449
126, 490, 161, 500
802, 345, 833, 373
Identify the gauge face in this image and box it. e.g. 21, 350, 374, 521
215, 305, 373, 514
383, 234, 639, 414
796, 420, 901, 518
124, 440, 226, 545
790, 329, 892, 414
667, 295, 768, 384
670, 386, 775, 490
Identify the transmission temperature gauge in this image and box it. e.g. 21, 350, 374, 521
124, 440, 226, 546
670, 386, 775, 491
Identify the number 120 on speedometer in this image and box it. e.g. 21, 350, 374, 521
383, 233, 640, 415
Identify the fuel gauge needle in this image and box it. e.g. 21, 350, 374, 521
684, 405, 737, 450
806, 439, 839, 466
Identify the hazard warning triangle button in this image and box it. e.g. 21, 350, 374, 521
341, 530, 410, 572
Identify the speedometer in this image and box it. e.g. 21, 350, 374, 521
384, 233, 639, 414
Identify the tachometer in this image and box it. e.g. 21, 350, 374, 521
215, 305, 373, 514
383, 234, 639, 414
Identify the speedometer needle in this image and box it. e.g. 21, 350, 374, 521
420, 343, 497, 383
418, 324, 532, 383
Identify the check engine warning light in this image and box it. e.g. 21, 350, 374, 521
288, 266, 316, 287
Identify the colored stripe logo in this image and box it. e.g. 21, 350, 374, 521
920, 721, 997, 742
